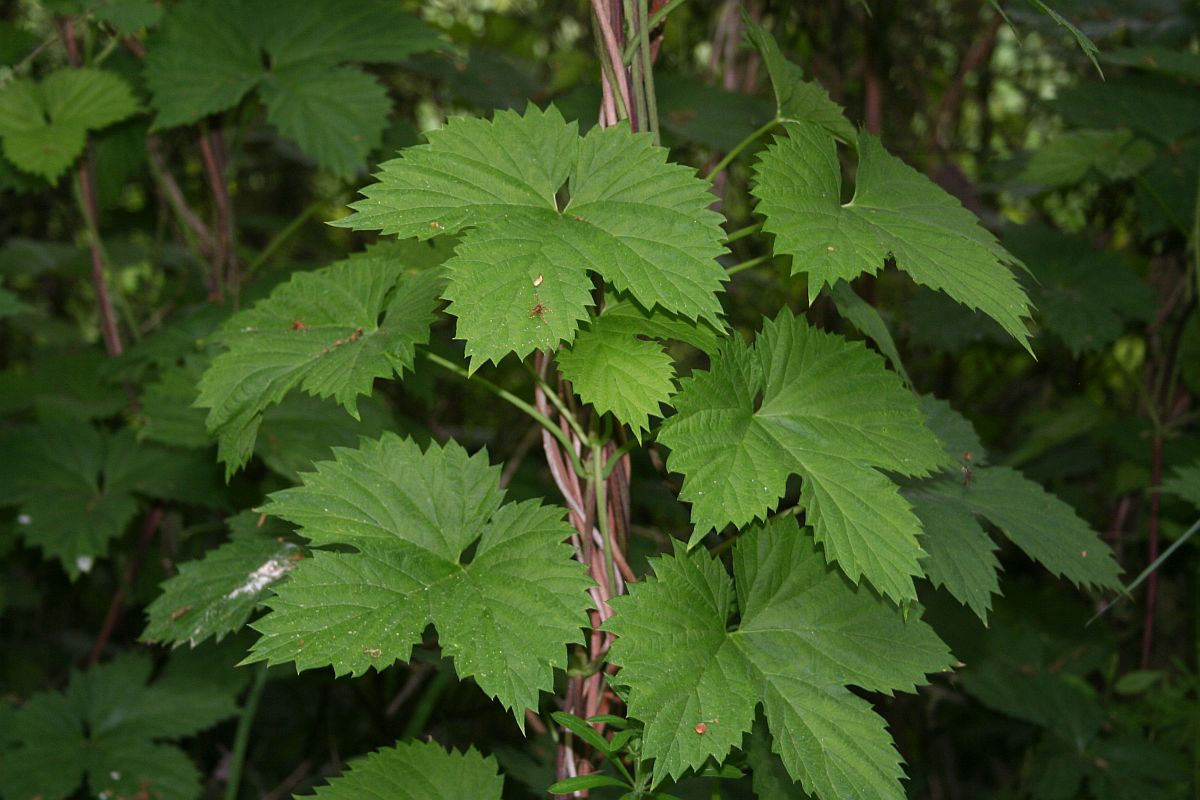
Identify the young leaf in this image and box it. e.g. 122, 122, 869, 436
752, 122, 1034, 350
196, 241, 448, 477
337, 104, 729, 368
143, 511, 303, 647
245, 434, 593, 722
604, 518, 954, 792
0, 68, 138, 180
307, 740, 503, 800
741, 14, 855, 142
1015, 129, 1154, 187
0, 652, 238, 800
657, 311, 948, 602
1163, 461, 1200, 508
557, 314, 676, 438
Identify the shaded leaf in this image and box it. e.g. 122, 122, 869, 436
307, 740, 503, 800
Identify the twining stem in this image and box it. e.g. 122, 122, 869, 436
422, 351, 588, 478
224, 662, 269, 800
526, 362, 589, 442
621, 0, 689, 62
624, 0, 648, 131
592, 0, 634, 124
592, 442, 618, 599
705, 118, 779, 181
636, 0, 661, 143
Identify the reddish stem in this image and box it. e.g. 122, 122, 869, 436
87, 507, 165, 666
77, 155, 124, 357
198, 130, 234, 302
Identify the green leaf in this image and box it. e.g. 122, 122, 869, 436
197, 242, 449, 477
252, 0, 446, 68
746, 716, 810, 798
910, 468, 1120, 596
0, 652, 238, 800
0, 286, 32, 319
1004, 225, 1153, 356
93, 0, 163, 34
256, 393, 395, 483
245, 434, 592, 721
0, 68, 138, 180
655, 73, 776, 151
753, 122, 1033, 350
557, 314, 676, 438
549, 774, 629, 792
829, 280, 910, 385
143, 0, 264, 129
1162, 461, 1200, 509
1100, 46, 1200, 81
338, 104, 729, 368
0, 21, 39, 66
911, 490, 1001, 620
741, 14, 855, 142
143, 511, 302, 647
1016, 129, 1154, 187
604, 518, 954, 791
259, 62, 390, 177
1026, 0, 1102, 77
596, 292, 723, 353
307, 740, 503, 800
1051, 75, 1200, 146
657, 311, 947, 602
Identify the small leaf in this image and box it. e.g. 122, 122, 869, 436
306, 740, 503, 800
552, 711, 615, 755
549, 774, 630, 792
557, 314, 677, 438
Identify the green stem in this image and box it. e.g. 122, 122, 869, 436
637, 0, 660, 144
624, 0, 648, 132
526, 361, 589, 442
1089, 515, 1200, 624
726, 253, 773, 276
224, 662, 269, 800
422, 351, 588, 478
401, 668, 453, 739
705, 118, 780, 181
246, 201, 321, 276
621, 0, 689, 62
722, 222, 762, 245
592, 443, 618, 599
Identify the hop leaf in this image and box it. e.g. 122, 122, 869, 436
143, 511, 303, 647
244, 434, 593, 722
604, 517, 954, 793
307, 740, 504, 800
753, 121, 1034, 350
0, 652, 238, 800
337, 104, 729, 368
196, 241, 449, 477
557, 314, 677, 438
908, 398, 1121, 620
0, 68, 138, 180
0, 424, 224, 577
657, 310, 948, 602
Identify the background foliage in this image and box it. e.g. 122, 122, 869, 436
0, 0, 1197, 798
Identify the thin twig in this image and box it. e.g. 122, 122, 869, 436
1140, 433, 1164, 668
704, 118, 779, 180
591, 0, 634, 123
224, 662, 270, 800
87, 507, 164, 666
